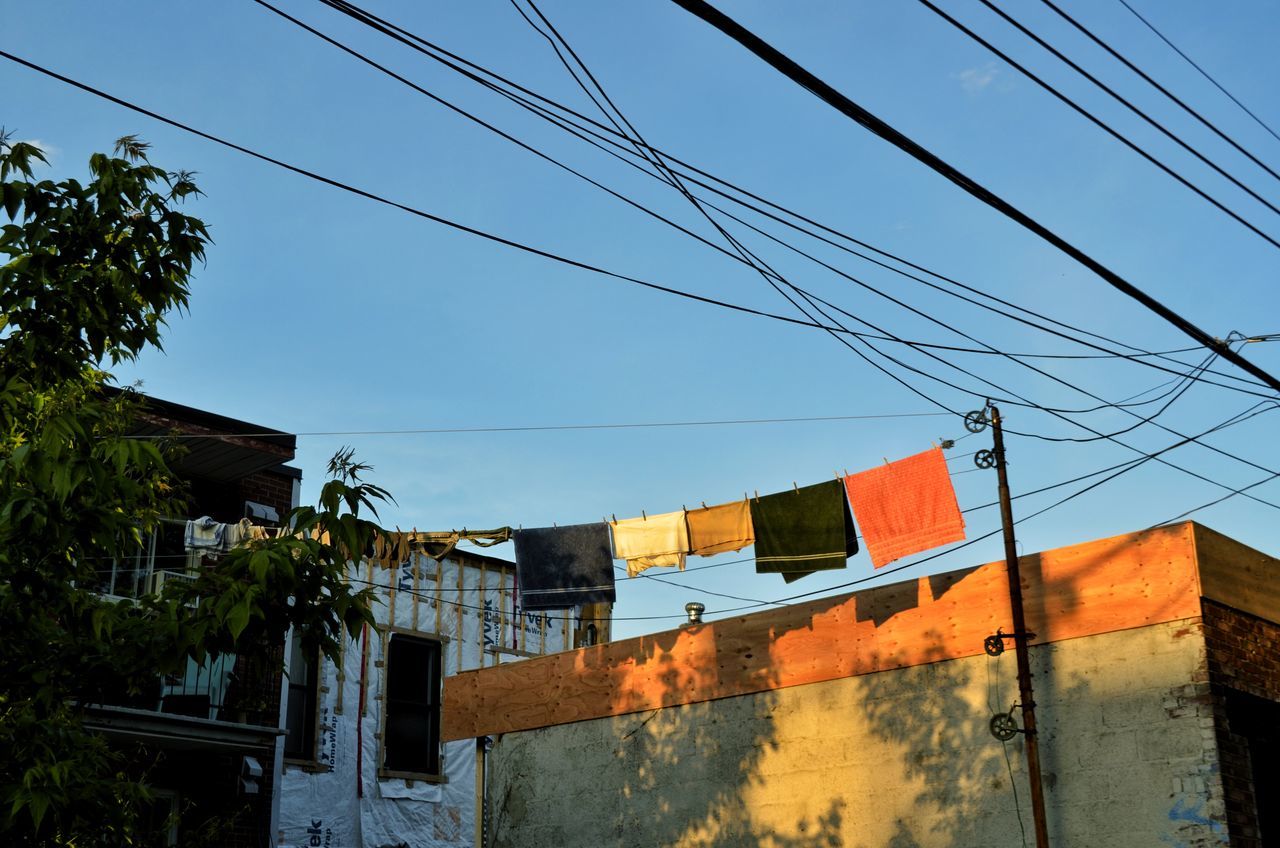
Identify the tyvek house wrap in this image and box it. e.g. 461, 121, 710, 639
278, 553, 573, 848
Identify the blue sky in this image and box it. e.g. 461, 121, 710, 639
6, 0, 1279, 638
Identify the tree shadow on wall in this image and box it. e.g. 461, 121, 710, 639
852, 633, 1092, 848
488, 597, 850, 848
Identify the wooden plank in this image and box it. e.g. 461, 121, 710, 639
1193, 522, 1280, 625
411, 548, 422, 631
498, 570, 507, 666
478, 563, 487, 668
443, 523, 1203, 742
387, 550, 398, 627
434, 558, 443, 640
456, 558, 464, 672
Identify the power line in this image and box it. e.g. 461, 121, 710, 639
315, 0, 1265, 394
14, 44, 1275, 520
976, 0, 1280, 214
0, 50, 977, 360
289, 0, 1266, 410
1034, 0, 1280, 186
666, 0, 1280, 394
273, 2, 1280, 504
1147, 470, 1280, 529
1115, 0, 1280, 145
497, 0, 1277, 455
14, 39, 1278, 524
122, 411, 950, 441
202, 2, 1258, 386
915, 0, 1280, 246
505, 0, 987, 425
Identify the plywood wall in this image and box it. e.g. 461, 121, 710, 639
444, 523, 1208, 741
1193, 523, 1280, 626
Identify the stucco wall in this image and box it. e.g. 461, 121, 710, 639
486, 619, 1226, 848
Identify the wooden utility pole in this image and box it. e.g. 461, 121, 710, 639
990, 405, 1052, 847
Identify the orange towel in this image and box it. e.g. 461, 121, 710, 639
844, 447, 965, 568
686, 499, 754, 556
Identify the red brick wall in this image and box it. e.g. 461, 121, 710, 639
1203, 600, 1280, 848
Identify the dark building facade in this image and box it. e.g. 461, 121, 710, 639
85, 394, 300, 847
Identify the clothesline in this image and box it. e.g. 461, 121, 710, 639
510, 445, 968, 612
168, 443, 971, 617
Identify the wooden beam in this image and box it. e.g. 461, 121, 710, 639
443, 523, 1204, 741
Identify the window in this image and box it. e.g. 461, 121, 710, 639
284, 631, 319, 760
382, 633, 443, 776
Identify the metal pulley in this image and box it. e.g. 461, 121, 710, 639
989, 708, 1020, 742
964, 409, 989, 433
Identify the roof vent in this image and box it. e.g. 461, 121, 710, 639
684, 602, 705, 626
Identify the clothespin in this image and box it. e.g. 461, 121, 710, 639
612, 513, 617, 524
682, 504, 687, 513
931, 440, 938, 449
939, 438, 955, 450
883, 457, 890, 465
642, 510, 647, 521
843, 468, 849, 477
701, 501, 707, 509
793, 481, 799, 494
754, 489, 760, 502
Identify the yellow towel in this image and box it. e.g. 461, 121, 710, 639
687, 499, 754, 556
611, 510, 689, 577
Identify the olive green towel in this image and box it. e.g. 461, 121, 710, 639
751, 480, 858, 582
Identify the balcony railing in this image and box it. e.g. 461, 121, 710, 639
92, 519, 206, 601
157, 652, 238, 721
88, 519, 280, 727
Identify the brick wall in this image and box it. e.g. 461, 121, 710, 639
1203, 599, 1280, 848
238, 468, 296, 520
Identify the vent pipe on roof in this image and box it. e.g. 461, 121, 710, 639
684, 602, 705, 626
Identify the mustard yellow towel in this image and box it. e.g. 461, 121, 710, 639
611, 510, 689, 577
687, 499, 754, 556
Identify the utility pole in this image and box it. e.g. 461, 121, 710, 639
986, 405, 1052, 847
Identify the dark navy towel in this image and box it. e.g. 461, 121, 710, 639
514, 523, 617, 610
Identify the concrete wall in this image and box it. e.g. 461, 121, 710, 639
486, 620, 1227, 848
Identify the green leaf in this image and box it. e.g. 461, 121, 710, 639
226, 598, 251, 640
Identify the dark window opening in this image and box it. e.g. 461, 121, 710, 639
1225, 689, 1280, 847
383, 634, 442, 775
284, 632, 319, 760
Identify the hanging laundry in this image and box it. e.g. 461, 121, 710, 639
844, 447, 965, 568
611, 510, 689, 577
514, 523, 616, 610
184, 516, 225, 553
751, 480, 858, 582
687, 499, 754, 556
222, 518, 254, 551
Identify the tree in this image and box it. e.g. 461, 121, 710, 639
0, 134, 385, 845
